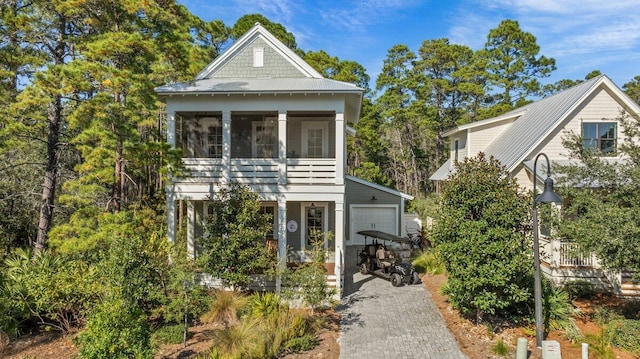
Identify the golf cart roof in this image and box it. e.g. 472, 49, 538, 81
357, 230, 413, 244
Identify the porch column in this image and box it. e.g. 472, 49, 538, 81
335, 113, 345, 185
276, 195, 287, 292
278, 112, 287, 185
167, 107, 176, 148
334, 198, 345, 297
187, 201, 195, 259
222, 110, 231, 184
167, 191, 176, 243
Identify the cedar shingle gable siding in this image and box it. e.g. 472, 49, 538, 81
212, 37, 305, 79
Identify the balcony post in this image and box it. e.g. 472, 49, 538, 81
187, 201, 195, 259
335, 113, 344, 185
222, 110, 231, 184
276, 195, 287, 292
167, 191, 176, 243
278, 112, 287, 185
167, 107, 176, 148
334, 199, 345, 297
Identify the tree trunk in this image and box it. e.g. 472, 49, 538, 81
35, 14, 66, 250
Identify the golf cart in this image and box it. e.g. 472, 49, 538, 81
356, 230, 420, 287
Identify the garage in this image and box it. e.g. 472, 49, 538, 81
348, 205, 398, 245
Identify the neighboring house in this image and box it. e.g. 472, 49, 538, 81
430, 75, 640, 297
155, 23, 412, 297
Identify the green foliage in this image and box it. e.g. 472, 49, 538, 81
76, 298, 153, 359
564, 280, 601, 300
592, 303, 640, 354
285, 334, 318, 353
161, 238, 209, 344
209, 318, 261, 359
412, 249, 445, 275
282, 233, 336, 312
543, 283, 582, 342
584, 328, 616, 359
198, 183, 275, 290
556, 111, 640, 273
246, 292, 283, 319
200, 291, 248, 327
432, 153, 532, 321
3, 248, 99, 333
491, 338, 509, 356
483, 19, 555, 106
151, 324, 188, 346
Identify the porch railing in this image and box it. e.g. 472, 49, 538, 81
181, 158, 337, 185
559, 241, 598, 267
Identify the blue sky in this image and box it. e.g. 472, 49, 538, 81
179, 0, 640, 90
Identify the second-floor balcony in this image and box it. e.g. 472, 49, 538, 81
174, 111, 343, 185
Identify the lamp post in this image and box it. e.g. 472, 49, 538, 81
532, 153, 563, 348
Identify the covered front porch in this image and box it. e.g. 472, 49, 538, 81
540, 237, 640, 298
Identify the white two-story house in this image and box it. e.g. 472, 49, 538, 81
155, 24, 412, 296
430, 75, 640, 296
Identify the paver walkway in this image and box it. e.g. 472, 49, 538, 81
337, 246, 467, 359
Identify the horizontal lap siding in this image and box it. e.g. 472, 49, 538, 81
468, 121, 512, 158
540, 88, 629, 161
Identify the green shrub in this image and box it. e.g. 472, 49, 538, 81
246, 292, 282, 319
432, 154, 532, 321
618, 300, 640, 320
544, 283, 582, 342
200, 291, 247, 327
210, 318, 260, 359
285, 334, 317, 353
152, 324, 187, 346
606, 319, 640, 354
491, 338, 508, 356
564, 280, 600, 299
76, 298, 153, 359
412, 249, 445, 275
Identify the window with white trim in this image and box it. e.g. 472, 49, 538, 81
301, 122, 328, 158
252, 117, 277, 158
582, 122, 617, 156
253, 48, 264, 67
182, 116, 222, 158
301, 202, 328, 249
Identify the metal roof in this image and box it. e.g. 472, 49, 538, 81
155, 77, 362, 94
483, 75, 607, 171
428, 159, 453, 181
346, 175, 414, 200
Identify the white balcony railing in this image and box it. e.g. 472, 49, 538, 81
558, 241, 598, 267
180, 158, 337, 185
287, 158, 336, 184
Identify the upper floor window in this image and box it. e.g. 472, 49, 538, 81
179, 115, 222, 158
253, 48, 264, 67
582, 122, 616, 156
252, 118, 277, 158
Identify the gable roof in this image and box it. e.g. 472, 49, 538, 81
485, 75, 640, 171
430, 74, 640, 181
155, 23, 364, 123
195, 23, 323, 80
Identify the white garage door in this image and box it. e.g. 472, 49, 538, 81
349, 206, 398, 246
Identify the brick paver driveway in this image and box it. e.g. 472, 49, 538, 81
337, 246, 467, 359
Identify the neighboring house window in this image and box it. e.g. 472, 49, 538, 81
252, 118, 277, 158
582, 122, 617, 155
301, 122, 328, 158
253, 48, 264, 67
454, 139, 459, 162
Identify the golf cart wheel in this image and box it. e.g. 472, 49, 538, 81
411, 271, 420, 285
359, 262, 369, 275
390, 273, 402, 287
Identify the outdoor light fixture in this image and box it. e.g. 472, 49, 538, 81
532, 153, 562, 348
371, 195, 377, 201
